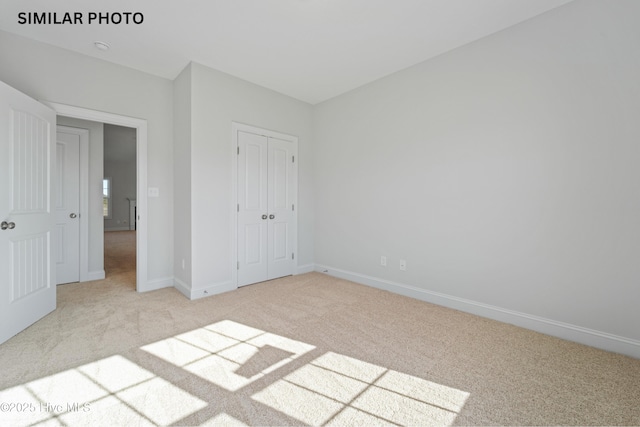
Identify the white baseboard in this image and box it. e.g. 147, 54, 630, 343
296, 263, 315, 275
190, 281, 236, 300
314, 264, 640, 359
138, 276, 173, 292
85, 270, 105, 281
105, 226, 131, 232
174, 278, 191, 299
173, 277, 237, 300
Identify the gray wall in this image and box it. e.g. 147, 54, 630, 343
0, 30, 174, 285
313, 0, 640, 343
173, 65, 193, 287
174, 62, 314, 293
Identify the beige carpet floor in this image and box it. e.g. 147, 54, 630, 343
104, 230, 137, 289
0, 231, 639, 426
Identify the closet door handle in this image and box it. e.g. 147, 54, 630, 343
1, 221, 15, 230
269, 214, 275, 220
261, 214, 268, 220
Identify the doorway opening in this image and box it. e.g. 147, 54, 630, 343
103, 124, 137, 288
49, 102, 148, 292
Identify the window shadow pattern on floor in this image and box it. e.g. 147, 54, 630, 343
0, 320, 469, 426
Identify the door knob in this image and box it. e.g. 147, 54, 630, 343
261, 214, 268, 220
269, 214, 275, 220
1, 221, 15, 230
70, 213, 77, 219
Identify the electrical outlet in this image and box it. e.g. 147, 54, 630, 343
380, 256, 387, 266
400, 259, 407, 271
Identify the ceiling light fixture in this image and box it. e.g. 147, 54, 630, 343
94, 41, 110, 51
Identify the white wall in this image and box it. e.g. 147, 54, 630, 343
56, 116, 104, 277
0, 30, 174, 285
175, 62, 314, 294
313, 0, 640, 347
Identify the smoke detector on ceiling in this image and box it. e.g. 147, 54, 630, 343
94, 41, 110, 51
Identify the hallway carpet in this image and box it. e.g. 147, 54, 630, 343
104, 230, 136, 288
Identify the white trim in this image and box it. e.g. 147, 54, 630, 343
190, 281, 236, 300
174, 278, 191, 299
45, 102, 148, 292
315, 264, 640, 359
56, 126, 90, 283
86, 270, 105, 281
230, 124, 239, 289
231, 122, 299, 288
174, 277, 235, 300
296, 263, 315, 275
139, 276, 174, 292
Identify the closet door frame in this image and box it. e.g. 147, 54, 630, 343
231, 122, 298, 288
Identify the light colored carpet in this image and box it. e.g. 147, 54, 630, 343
0, 231, 639, 426
104, 230, 137, 288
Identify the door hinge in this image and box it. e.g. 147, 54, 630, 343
292, 155, 295, 163
292, 253, 295, 260
237, 146, 240, 155
237, 204, 239, 212
237, 261, 240, 270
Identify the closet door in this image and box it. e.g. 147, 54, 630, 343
266, 137, 294, 280
237, 130, 296, 287
237, 131, 268, 286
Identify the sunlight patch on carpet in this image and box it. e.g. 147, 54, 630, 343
0, 320, 470, 426
252, 351, 470, 426
200, 412, 249, 426
0, 355, 207, 426
141, 320, 315, 392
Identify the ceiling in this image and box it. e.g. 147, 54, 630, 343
0, 0, 572, 104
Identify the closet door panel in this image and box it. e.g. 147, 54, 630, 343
237, 131, 268, 286
267, 137, 294, 280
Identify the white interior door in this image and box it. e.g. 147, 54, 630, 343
267, 137, 294, 280
237, 129, 296, 287
237, 131, 268, 286
55, 128, 80, 284
0, 80, 56, 345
